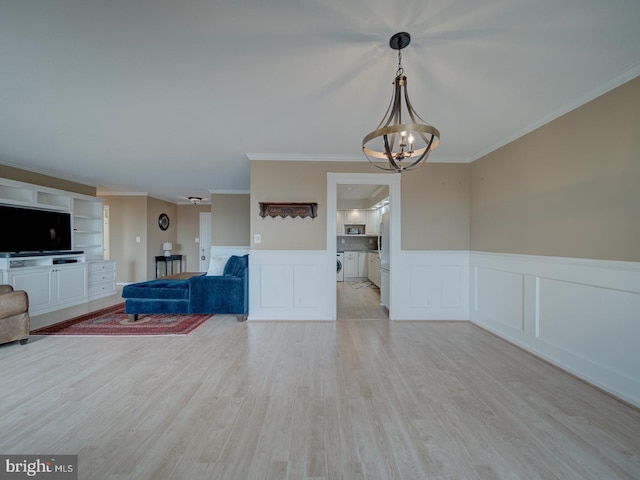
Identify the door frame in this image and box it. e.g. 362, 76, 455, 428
327, 172, 401, 320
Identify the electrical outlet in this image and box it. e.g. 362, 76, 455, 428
254, 233, 262, 244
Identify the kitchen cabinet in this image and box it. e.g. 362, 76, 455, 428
344, 251, 368, 279
366, 209, 380, 235
358, 252, 367, 277
338, 208, 382, 236
336, 210, 344, 235
344, 252, 358, 278
344, 209, 366, 224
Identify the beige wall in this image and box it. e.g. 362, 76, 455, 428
470, 76, 640, 261
102, 195, 148, 283
0, 164, 96, 196
212, 193, 250, 246
101, 195, 179, 282
146, 197, 178, 279
250, 160, 471, 251
401, 163, 470, 250
177, 203, 210, 272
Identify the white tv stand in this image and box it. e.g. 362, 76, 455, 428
0, 177, 117, 316
0, 252, 89, 316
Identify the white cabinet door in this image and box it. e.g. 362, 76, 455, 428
367, 254, 375, 283
366, 209, 380, 235
55, 264, 87, 303
344, 210, 366, 224
10, 269, 52, 311
358, 252, 367, 277
344, 252, 358, 278
366, 252, 381, 287
8, 263, 88, 314
336, 210, 344, 235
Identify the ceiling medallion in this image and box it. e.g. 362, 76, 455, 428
362, 32, 440, 172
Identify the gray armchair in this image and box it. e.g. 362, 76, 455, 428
0, 285, 30, 346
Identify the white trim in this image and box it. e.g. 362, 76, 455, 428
469, 251, 640, 408
210, 246, 250, 257
247, 153, 363, 162
209, 189, 250, 194
470, 65, 640, 162
246, 152, 470, 164
327, 172, 401, 320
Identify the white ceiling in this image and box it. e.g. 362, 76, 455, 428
1, 0, 639, 204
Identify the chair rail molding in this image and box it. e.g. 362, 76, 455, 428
469, 251, 640, 408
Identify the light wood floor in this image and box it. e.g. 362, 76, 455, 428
337, 280, 387, 320
1, 288, 639, 479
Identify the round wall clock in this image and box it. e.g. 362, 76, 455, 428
158, 213, 170, 231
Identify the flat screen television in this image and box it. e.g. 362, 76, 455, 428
0, 204, 73, 254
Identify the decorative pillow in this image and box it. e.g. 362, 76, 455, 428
206, 255, 230, 276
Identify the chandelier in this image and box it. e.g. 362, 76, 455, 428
188, 196, 202, 205
362, 32, 440, 172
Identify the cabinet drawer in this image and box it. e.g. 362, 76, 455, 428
90, 271, 116, 284
89, 282, 116, 298
89, 261, 115, 274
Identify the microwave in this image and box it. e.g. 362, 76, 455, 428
345, 225, 365, 235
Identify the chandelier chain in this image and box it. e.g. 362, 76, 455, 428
396, 50, 404, 77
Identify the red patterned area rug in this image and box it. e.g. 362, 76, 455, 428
32, 304, 213, 336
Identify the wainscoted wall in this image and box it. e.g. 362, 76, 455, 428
393, 251, 469, 320
469, 252, 640, 408
248, 250, 470, 321
248, 250, 332, 321
247, 248, 639, 406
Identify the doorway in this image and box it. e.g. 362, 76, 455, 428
336, 184, 388, 320
327, 172, 401, 321
199, 212, 212, 272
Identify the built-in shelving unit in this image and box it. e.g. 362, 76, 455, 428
0, 177, 116, 314
73, 197, 105, 260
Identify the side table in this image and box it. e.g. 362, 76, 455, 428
155, 255, 183, 278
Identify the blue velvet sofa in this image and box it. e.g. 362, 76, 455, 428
121, 254, 249, 322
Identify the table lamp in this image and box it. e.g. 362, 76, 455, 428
163, 242, 172, 257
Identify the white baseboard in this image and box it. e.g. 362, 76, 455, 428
470, 251, 640, 408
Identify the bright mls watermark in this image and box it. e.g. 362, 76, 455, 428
0, 456, 77, 479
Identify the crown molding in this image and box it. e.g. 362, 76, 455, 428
470, 64, 640, 162
245, 152, 470, 163
209, 189, 250, 194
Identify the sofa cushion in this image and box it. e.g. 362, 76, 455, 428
122, 280, 189, 300
124, 298, 190, 315
223, 255, 247, 277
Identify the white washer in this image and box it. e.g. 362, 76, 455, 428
336, 252, 344, 282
